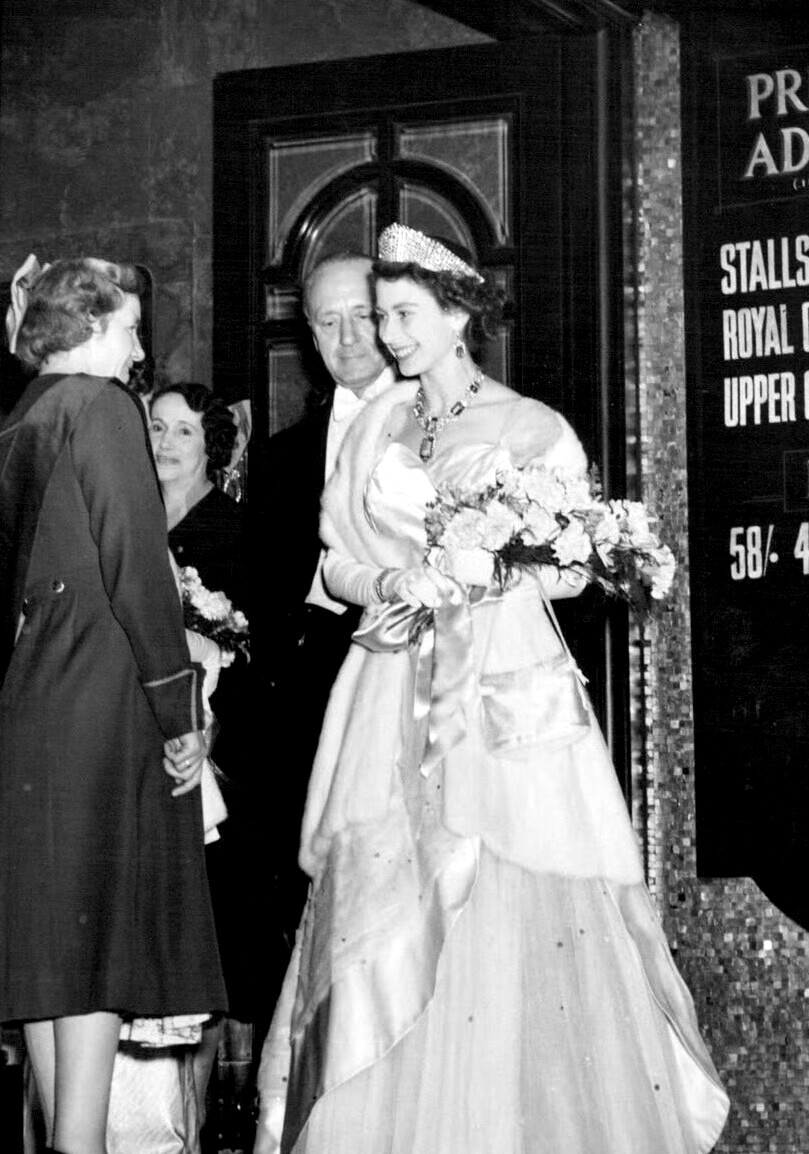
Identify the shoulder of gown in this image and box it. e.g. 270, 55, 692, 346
497, 395, 587, 473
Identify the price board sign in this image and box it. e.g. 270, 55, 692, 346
687, 38, 809, 923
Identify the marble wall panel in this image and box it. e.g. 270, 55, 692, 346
145, 82, 212, 228
0, 96, 150, 238
0, 0, 485, 386
0, 1, 162, 101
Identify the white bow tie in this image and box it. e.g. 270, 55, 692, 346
332, 387, 367, 422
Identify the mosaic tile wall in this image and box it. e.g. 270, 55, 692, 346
632, 13, 809, 1151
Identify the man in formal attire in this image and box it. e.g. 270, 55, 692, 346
264, 252, 395, 984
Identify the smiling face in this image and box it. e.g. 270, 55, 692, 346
148, 392, 209, 489
86, 293, 145, 384
374, 277, 466, 379
306, 258, 388, 395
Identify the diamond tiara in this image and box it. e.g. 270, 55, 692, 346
377, 224, 484, 284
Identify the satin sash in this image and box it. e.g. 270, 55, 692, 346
353, 585, 498, 776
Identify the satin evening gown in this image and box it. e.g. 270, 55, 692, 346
254, 384, 729, 1154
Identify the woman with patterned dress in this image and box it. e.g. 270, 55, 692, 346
254, 226, 729, 1154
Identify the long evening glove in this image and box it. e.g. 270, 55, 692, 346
323, 551, 456, 609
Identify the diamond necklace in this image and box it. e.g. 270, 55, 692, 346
413, 367, 484, 463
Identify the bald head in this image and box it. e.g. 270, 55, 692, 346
304, 256, 388, 395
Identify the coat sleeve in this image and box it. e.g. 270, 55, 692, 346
71, 382, 203, 740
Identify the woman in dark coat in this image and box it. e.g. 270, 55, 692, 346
0, 258, 227, 1154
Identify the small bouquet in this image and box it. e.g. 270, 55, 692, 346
179, 566, 250, 664
425, 463, 675, 615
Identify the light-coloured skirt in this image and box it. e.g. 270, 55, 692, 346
255, 569, 728, 1154
257, 846, 727, 1154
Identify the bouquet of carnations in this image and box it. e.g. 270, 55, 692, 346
178, 566, 250, 664
425, 463, 675, 615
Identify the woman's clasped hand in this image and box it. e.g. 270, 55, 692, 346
384, 564, 458, 608
163, 729, 208, 795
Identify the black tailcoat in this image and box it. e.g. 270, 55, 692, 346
261, 402, 361, 992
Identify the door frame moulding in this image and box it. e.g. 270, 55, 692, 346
414, 0, 809, 36
413, 0, 638, 36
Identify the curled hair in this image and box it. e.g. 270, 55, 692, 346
150, 381, 237, 479
16, 258, 141, 372
372, 252, 510, 350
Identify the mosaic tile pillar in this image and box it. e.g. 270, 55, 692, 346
631, 12, 809, 1151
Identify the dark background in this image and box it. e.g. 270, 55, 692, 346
683, 14, 809, 927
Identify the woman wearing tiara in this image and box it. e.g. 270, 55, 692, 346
253, 225, 728, 1154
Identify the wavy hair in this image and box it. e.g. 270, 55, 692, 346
373, 237, 511, 350
15, 258, 141, 372
150, 381, 237, 479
